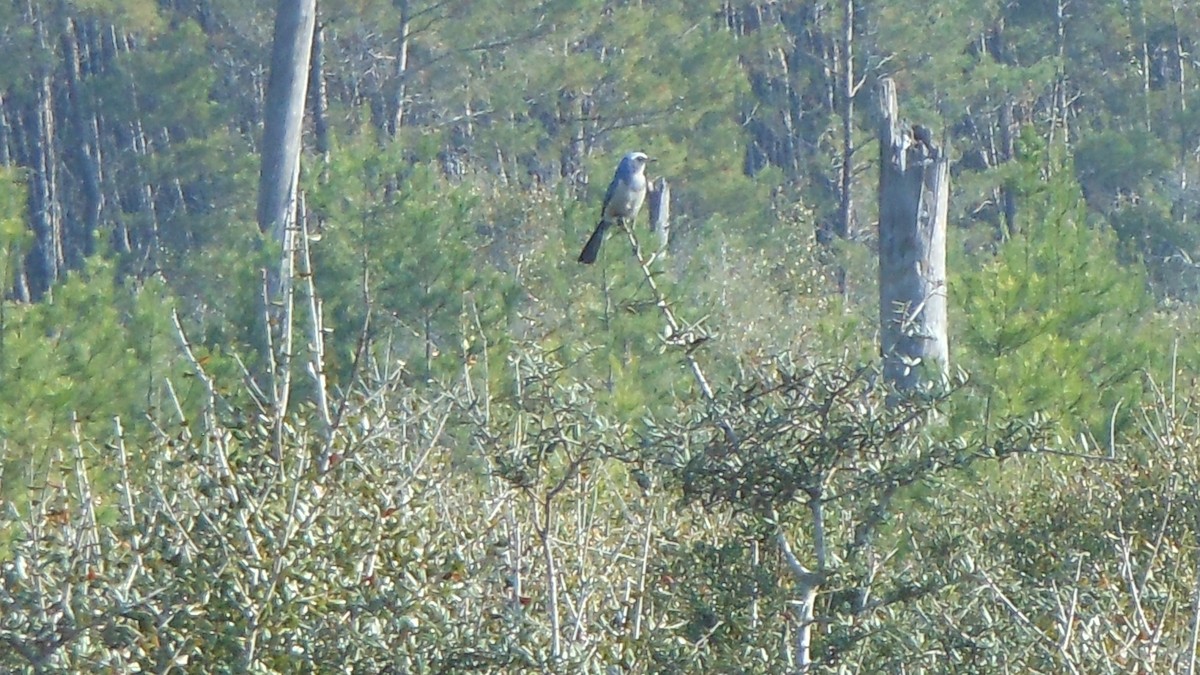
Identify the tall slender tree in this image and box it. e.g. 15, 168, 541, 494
256, 0, 316, 244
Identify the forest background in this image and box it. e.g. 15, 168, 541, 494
2, 0, 1200, 672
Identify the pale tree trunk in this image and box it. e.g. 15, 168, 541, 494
0, 93, 10, 166
1048, 0, 1068, 150
1135, 3, 1152, 133
877, 78, 949, 391
836, 0, 855, 239
389, 0, 411, 137
257, 0, 317, 245
256, 0, 317, 460
777, 493, 827, 674
1172, 3, 1188, 218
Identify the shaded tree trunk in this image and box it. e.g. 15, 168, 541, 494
24, 68, 62, 301
559, 89, 585, 188
877, 78, 949, 391
999, 99, 1018, 239
61, 15, 102, 267
308, 15, 329, 167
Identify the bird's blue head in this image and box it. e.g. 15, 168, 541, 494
616, 151, 651, 178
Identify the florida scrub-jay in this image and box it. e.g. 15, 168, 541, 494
578, 151, 651, 264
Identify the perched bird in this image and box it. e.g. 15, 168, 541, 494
911, 124, 936, 157
578, 151, 651, 264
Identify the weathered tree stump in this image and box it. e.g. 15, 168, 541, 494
877, 78, 949, 391
646, 177, 670, 256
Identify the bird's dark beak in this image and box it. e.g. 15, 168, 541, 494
646, 157, 657, 163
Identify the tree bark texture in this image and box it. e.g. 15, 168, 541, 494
308, 16, 329, 166
388, 0, 411, 138
25, 69, 62, 302
877, 78, 949, 391
256, 0, 317, 243
836, 0, 855, 239
61, 15, 102, 268
999, 99, 1018, 238
0, 4, 165, 299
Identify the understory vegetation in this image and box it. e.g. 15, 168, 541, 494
3, 0, 1200, 672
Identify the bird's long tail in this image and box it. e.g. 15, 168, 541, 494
578, 221, 609, 264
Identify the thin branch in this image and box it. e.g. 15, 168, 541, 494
297, 195, 333, 441
622, 226, 736, 443
538, 496, 561, 659
631, 501, 654, 640
977, 568, 1082, 675
1186, 531, 1200, 675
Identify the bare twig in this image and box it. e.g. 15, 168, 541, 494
69, 414, 100, 564
321, 258, 373, 471
631, 502, 654, 641
977, 568, 1081, 675
1052, 555, 1084, 654
621, 226, 737, 443
538, 496, 562, 659
1187, 531, 1200, 675
297, 194, 333, 444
